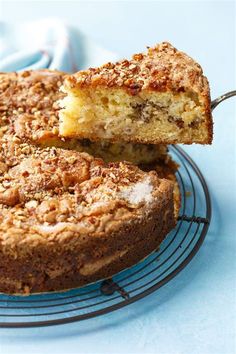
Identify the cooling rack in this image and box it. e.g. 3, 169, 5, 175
0, 145, 211, 328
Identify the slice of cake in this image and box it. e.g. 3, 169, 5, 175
0, 70, 169, 165
0, 137, 175, 294
0, 69, 180, 218
59, 42, 213, 144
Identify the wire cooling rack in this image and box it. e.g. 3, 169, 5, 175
0, 145, 211, 328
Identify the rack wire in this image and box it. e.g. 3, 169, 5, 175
0, 145, 211, 328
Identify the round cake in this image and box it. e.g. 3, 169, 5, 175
0, 138, 175, 294
0, 69, 179, 295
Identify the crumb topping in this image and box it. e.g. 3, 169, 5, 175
0, 138, 167, 246
65, 42, 208, 95
0, 70, 65, 142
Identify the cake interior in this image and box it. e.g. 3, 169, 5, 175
39, 137, 168, 166
60, 87, 210, 144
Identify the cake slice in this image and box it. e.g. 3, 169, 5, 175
59, 42, 213, 144
0, 70, 169, 165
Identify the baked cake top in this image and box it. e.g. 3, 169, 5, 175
0, 70, 64, 143
64, 42, 209, 96
0, 137, 173, 254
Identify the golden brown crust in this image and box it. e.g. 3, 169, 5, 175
0, 197, 174, 294
201, 77, 213, 144
65, 42, 209, 97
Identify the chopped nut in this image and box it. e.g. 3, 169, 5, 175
129, 64, 136, 70
66, 156, 77, 164
0, 162, 7, 174
52, 126, 59, 135
0, 187, 20, 206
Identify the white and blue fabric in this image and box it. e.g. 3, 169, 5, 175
0, 18, 116, 72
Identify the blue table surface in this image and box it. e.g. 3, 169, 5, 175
0, 1, 235, 354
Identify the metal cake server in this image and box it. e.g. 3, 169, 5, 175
211, 90, 236, 111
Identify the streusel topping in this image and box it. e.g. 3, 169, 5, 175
0, 137, 165, 247
65, 42, 208, 95
0, 70, 64, 142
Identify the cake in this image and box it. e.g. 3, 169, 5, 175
59, 42, 213, 144
0, 69, 180, 294
0, 70, 169, 166
0, 138, 175, 294
0, 70, 180, 210
0, 69, 180, 213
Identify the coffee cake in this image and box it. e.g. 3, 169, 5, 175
60, 42, 213, 144
0, 138, 175, 294
0, 69, 180, 214
0, 70, 169, 166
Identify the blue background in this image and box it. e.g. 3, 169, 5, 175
0, 1, 235, 353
